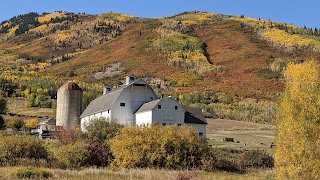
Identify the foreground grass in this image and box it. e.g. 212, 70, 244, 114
0, 167, 274, 180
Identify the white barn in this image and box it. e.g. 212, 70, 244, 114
80, 75, 207, 137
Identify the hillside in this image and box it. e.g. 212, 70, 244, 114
0, 11, 319, 122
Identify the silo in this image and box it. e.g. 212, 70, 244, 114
56, 81, 83, 128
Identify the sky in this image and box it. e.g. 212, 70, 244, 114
0, 0, 319, 28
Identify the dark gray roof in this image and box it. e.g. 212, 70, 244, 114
40, 117, 56, 125
183, 106, 207, 124
135, 99, 162, 113
80, 89, 122, 118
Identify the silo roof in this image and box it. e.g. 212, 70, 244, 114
60, 81, 82, 91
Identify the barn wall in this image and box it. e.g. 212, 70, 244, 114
151, 98, 185, 125
80, 110, 111, 131
112, 83, 157, 124
186, 123, 207, 137
135, 111, 153, 126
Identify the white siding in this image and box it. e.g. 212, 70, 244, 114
112, 83, 157, 124
186, 123, 207, 137
135, 111, 153, 126
151, 98, 185, 125
80, 109, 111, 131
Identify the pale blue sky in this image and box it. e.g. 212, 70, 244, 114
0, 0, 318, 28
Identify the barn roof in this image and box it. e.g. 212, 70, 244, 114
40, 117, 56, 125
80, 79, 151, 118
80, 89, 122, 118
183, 106, 207, 124
135, 99, 162, 113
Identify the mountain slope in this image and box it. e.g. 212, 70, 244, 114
0, 11, 319, 101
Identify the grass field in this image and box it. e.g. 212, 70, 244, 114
0, 167, 274, 180
6, 98, 53, 117
206, 118, 276, 154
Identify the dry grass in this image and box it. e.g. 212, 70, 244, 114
206, 119, 276, 154
6, 98, 53, 117
0, 167, 274, 180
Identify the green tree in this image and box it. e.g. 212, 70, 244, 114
82, 91, 100, 110
84, 117, 123, 144
276, 61, 320, 179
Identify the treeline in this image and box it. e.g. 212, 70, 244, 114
0, 12, 39, 35
171, 92, 277, 124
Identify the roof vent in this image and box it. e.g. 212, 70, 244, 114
125, 75, 136, 85
103, 86, 112, 95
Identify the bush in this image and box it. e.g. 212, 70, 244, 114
6, 117, 24, 130
10, 167, 52, 179
84, 118, 124, 144
24, 118, 40, 130
0, 115, 5, 129
236, 150, 274, 170
215, 159, 241, 173
83, 118, 124, 167
86, 142, 113, 167
0, 96, 6, 113
201, 147, 273, 173
53, 141, 90, 169
0, 135, 48, 165
256, 68, 281, 79
56, 126, 82, 145
110, 125, 206, 169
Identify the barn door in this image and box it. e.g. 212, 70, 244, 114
163, 107, 173, 121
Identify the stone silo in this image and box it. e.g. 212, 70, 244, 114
56, 81, 83, 128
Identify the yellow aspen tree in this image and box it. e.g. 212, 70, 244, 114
276, 61, 320, 179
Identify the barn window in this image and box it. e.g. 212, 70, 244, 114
175, 106, 178, 110
107, 109, 110, 113
177, 124, 181, 126
120, 103, 125, 107
199, 133, 204, 137
158, 105, 161, 109
162, 123, 166, 126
